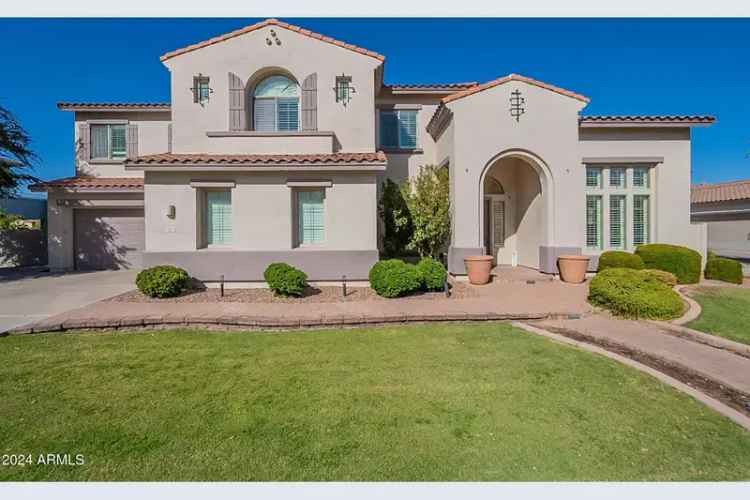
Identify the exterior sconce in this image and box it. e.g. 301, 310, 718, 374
166, 205, 176, 219
191, 74, 213, 106
334, 74, 355, 107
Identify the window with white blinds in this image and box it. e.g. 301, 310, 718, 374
297, 190, 325, 245
379, 110, 418, 149
609, 167, 625, 188
585, 167, 602, 188
206, 190, 232, 246
586, 195, 602, 249
253, 75, 300, 132
90, 124, 126, 160
633, 167, 650, 188
633, 195, 650, 246
609, 195, 626, 248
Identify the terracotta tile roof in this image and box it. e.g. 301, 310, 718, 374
581, 115, 715, 125
29, 177, 144, 192
385, 82, 479, 92
692, 179, 750, 204
441, 73, 590, 104
125, 152, 388, 166
57, 102, 170, 111
160, 18, 385, 63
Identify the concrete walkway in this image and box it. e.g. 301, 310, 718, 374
537, 314, 750, 397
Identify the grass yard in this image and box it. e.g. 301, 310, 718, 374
687, 287, 750, 345
1, 323, 749, 481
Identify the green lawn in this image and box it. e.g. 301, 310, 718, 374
1, 323, 749, 481
687, 287, 750, 345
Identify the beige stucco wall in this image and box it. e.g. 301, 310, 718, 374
74, 111, 171, 178
144, 170, 377, 253
163, 25, 381, 155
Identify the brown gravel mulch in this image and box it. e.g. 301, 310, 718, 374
107, 282, 478, 304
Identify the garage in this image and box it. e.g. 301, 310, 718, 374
74, 208, 145, 270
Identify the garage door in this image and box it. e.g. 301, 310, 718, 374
74, 208, 145, 270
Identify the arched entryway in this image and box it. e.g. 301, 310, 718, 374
479, 150, 553, 269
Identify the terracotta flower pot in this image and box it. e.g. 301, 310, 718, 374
557, 255, 590, 284
464, 255, 494, 285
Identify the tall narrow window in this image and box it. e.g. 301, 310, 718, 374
610, 167, 625, 188
609, 195, 626, 248
253, 75, 300, 131
379, 110, 418, 149
90, 124, 126, 160
206, 190, 232, 246
297, 190, 325, 246
585, 167, 602, 188
192, 75, 211, 105
586, 195, 603, 249
633, 167, 650, 188
633, 195, 650, 246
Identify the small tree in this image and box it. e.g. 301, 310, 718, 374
399, 164, 451, 259
0, 105, 38, 197
378, 178, 413, 257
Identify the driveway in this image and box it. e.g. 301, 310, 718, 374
0, 269, 137, 333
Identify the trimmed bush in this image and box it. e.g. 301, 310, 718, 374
136, 265, 190, 298
596, 250, 644, 272
639, 269, 678, 287
588, 268, 684, 320
635, 244, 702, 284
416, 257, 447, 291
264, 263, 308, 296
369, 259, 422, 298
705, 257, 743, 284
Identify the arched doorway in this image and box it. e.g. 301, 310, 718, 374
479, 150, 553, 269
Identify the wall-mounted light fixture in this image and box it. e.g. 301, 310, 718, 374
166, 205, 176, 219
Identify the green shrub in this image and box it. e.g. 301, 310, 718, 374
705, 257, 743, 284
136, 265, 190, 298
264, 263, 308, 296
596, 250, 644, 272
369, 259, 422, 298
635, 244, 702, 284
416, 257, 447, 291
588, 268, 684, 320
639, 269, 678, 287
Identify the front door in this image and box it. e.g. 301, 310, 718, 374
484, 195, 514, 265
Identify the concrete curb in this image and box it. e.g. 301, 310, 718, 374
2, 311, 586, 336
650, 321, 750, 359
513, 321, 750, 433
672, 285, 702, 325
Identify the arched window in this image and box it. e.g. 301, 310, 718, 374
253, 75, 300, 132
484, 176, 505, 194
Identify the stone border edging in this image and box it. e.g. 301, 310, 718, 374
513, 321, 750, 433
672, 285, 702, 325
649, 321, 750, 359
2, 311, 587, 336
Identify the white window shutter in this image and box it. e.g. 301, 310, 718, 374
78, 122, 90, 161
254, 99, 276, 132
301, 73, 318, 131
228, 72, 246, 131
126, 123, 139, 159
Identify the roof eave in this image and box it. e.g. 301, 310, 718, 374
124, 164, 387, 172
580, 121, 714, 128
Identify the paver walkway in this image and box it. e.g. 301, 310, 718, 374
537, 314, 750, 396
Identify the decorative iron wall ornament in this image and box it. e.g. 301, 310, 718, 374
509, 89, 525, 122
190, 74, 213, 106
334, 74, 355, 106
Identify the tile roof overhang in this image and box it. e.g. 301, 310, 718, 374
123, 152, 388, 172
691, 179, 750, 204
580, 115, 715, 127
29, 177, 144, 192
57, 102, 171, 112
384, 82, 479, 94
160, 18, 385, 63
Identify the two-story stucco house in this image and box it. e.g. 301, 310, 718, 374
32, 18, 713, 282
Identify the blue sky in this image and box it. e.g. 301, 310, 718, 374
2, 17, 748, 197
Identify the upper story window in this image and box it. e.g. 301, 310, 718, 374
379, 110, 417, 150
192, 74, 212, 106
90, 124, 126, 160
253, 75, 300, 132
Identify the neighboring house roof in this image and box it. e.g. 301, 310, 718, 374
442, 73, 590, 105
384, 82, 479, 92
160, 18, 385, 63
581, 115, 715, 126
57, 102, 171, 112
692, 179, 750, 204
29, 177, 144, 192
124, 152, 388, 167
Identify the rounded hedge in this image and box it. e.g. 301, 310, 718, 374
588, 267, 684, 320
639, 268, 678, 287
264, 262, 308, 296
596, 250, 644, 272
705, 257, 743, 284
635, 244, 702, 284
416, 257, 447, 291
136, 265, 190, 298
369, 259, 422, 298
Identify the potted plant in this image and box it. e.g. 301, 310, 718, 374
557, 254, 590, 283
464, 255, 494, 285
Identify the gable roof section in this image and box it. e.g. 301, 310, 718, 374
384, 82, 479, 93
692, 179, 750, 204
160, 18, 385, 63
442, 73, 590, 105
